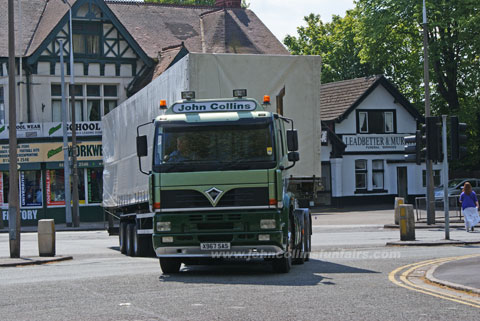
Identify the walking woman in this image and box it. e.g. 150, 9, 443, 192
459, 182, 480, 232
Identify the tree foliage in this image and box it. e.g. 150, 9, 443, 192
285, 0, 480, 169
284, 11, 377, 84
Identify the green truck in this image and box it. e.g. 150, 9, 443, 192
134, 91, 311, 273
102, 53, 322, 273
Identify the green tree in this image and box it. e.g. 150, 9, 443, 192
284, 11, 377, 84
356, 0, 480, 168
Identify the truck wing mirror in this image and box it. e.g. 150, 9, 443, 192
288, 151, 299, 162
287, 130, 298, 151
136, 135, 148, 157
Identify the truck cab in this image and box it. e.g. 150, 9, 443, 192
136, 91, 311, 273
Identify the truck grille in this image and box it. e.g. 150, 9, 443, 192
161, 187, 268, 209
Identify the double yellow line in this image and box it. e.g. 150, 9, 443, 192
389, 254, 480, 308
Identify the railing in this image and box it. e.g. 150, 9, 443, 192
414, 196, 463, 222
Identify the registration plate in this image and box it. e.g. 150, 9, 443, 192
200, 243, 231, 250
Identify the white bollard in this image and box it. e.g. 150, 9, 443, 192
394, 197, 404, 225
38, 219, 56, 257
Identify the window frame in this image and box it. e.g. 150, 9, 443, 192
356, 110, 397, 134
355, 159, 368, 191
51, 83, 118, 121
72, 21, 102, 57
372, 159, 384, 190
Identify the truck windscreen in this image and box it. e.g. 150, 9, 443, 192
153, 118, 276, 173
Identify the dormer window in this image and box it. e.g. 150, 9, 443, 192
357, 110, 395, 134
73, 21, 101, 55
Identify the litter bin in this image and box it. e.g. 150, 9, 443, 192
38, 219, 56, 257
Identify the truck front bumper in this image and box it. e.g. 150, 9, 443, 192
155, 245, 284, 258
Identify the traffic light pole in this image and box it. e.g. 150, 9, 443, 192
423, 1, 435, 225
442, 115, 449, 239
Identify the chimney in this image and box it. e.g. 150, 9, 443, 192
215, 0, 242, 8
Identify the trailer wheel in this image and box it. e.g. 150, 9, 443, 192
119, 221, 127, 254
126, 223, 135, 256
293, 212, 306, 265
159, 258, 181, 274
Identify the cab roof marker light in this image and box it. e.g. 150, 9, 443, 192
181, 91, 195, 100
263, 95, 271, 105
159, 100, 167, 110
233, 89, 247, 98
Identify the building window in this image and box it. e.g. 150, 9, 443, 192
422, 170, 441, 187
0, 172, 8, 207
355, 159, 367, 190
87, 168, 102, 203
51, 84, 118, 121
357, 110, 395, 134
0, 86, 5, 125
372, 160, 384, 190
46, 169, 65, 206
73, 22, 101, 56
20, 171, 43, 208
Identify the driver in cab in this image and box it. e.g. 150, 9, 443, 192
165, 136, 191, 162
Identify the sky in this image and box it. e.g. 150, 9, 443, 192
248, 0, 356, 42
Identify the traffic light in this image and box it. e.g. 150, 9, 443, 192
404, 130, 422, 165
425, 116, 442, 162
450, 116, 467, 160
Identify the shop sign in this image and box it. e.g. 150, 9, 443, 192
46, 142, 103, 162
0, 142, 102, 164
0, 143, 44, 164
0, 123, 43, 139
44, 122, 102, 137
342, 134, 406, 152
2, 209, 39, 221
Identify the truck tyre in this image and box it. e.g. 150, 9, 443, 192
126, 223, 135, 256
159, 258, 181, 274
119, 221, 127, 254
133, 225, 151, 257
272, 216, 293, 273
304, 215, 311, 262
293, 213, 305, 265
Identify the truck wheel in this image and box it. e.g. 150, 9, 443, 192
119, 221, 127, 254
133, 225, 151, 257
304, 215, 311, 262
159, 258, 181, 274
272, 216, 293, 273
293, 215, 305, 265
126, 223, 135, 256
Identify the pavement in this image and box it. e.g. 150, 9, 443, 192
1, 206, 479, 297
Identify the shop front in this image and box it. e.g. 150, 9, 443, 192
0, 140, 103, 226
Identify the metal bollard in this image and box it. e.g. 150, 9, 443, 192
399, 204, 415, 241
394, 197, 404, 225
38, 219, 56, 257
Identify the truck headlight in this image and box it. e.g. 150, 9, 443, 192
157, 222, 171, 232
260, 219, 276, 229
